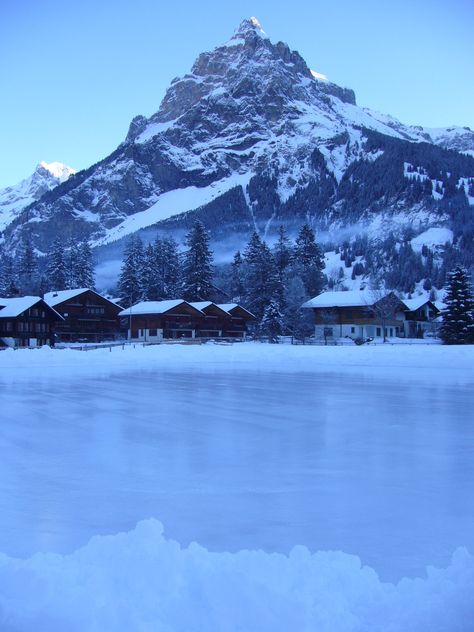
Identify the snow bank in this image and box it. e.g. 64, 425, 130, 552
1, 343, 473, 388
0, 519, 472, 632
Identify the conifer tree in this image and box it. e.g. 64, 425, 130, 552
76, 241, 95, 288
0, 251, 19, 297
439, 266, 474, 344
142, 243, 160, 300
182, 221, 214, 301
46, 238, 67, 291
160, 236, 181, 298
65, 240, 81, 289
260, 298, 283, 343
18, 238, 38, 294
242, 232, 280, 321
231, 251, 244, 302
293, 224, 325, 297
118, 235, 144, 306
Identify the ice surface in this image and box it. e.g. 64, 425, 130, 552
0, 344, 473, 629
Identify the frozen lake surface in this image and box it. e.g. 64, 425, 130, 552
1, 345, 473, 583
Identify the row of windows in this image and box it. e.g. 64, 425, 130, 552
14, 322, 50, 333
29, 308, 46, 318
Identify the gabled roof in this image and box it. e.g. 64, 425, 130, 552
402, 297, 438, 312
190, 302, 231, 317
44, 288, 123, 310
302, 289, 392, 309
119, 299, 204, 317
217, 303, 256, 319
0, 296, 63, 319
44, 288, 90, 306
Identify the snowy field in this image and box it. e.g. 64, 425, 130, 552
0, 343, 473, 631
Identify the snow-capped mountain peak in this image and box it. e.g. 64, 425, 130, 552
232, 16, 267, 40
0, 161, 76, 232
37, 161, 76, 183
3, 17, 474, 275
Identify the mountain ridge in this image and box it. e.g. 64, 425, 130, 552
1, 17, 473, 288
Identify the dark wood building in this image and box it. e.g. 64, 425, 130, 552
402, 297, 440, 338
302, 290, 406, 340
118, 300, 256, 341
217, 304, 256, 338
190, 302, 232, 338
0, 296, 63, 348
44, 288, 123, 342
119, 300, 206, 341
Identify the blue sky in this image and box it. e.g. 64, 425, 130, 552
1, 0, 472, 188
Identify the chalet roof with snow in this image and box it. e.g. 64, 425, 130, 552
402, 297, 438, 312
190, 302, 231, 317
44, 288, 123, 310
0, 296, 63, 319
119, 299, 204, 317
217, 303, 256, 319
302, 290, 392, 309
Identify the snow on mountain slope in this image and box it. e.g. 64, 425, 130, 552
0, 161, 76, 232
3, 18, 474, 258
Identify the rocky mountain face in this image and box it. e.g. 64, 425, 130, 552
0, 161, 76, 233
2, 18, 473, 282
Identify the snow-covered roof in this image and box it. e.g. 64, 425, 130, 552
0, 296, 63, 319
119, 300, 204, 317
44, 288, 123, 310
218, 303, 238, 312
190, 302, 231, 316
402, 297, 432, 312
217, 303, 256, 319
190, 301, 213, 310
302, 290, 390, 309
44, 288, 91, 306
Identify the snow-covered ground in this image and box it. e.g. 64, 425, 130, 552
0, 343, 473, 631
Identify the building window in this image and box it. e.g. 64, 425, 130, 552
351, 327, 355, 334
376, 327, 381, 337
149, 329, 157, 337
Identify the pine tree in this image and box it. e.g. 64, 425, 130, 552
182, 221, 214, 301
18, 238, 38, 294
46, 238, 67, 291
76, 241, 95, 288
118, 235, 145, 306
283, 275, 313, 339
0, 251, 19, 297
160, 237, 181, 298
65, 240, 81, 289
231, 251, 244, 302
260, 298, 283, 343
273, 225, 292, 308
142, 243, 160, 300
439, 266, 474, 345
293, 224, 325, 297
242, 232, 280, 321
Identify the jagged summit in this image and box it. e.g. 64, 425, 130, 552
37, 161, 76, 183
0, 160, 76, 232
3, 17, 474, 267
232, 16, 267, 40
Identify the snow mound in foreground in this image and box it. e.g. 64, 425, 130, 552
0, 520, 472, 632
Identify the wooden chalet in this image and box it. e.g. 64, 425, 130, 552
402, 297, 440, 338
190, 302, 232, 338
119, 300, 205, 341
0, 296, 63, 348
217, 303, 256, 338
118, 300, 257, 342
44, 288, 123, 342
302, 290, 406, 341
